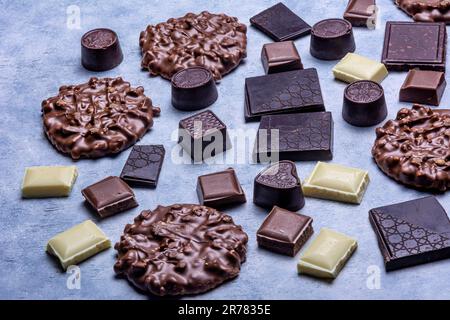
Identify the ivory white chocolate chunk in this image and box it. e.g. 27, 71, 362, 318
297, 228, 357, 278
22, 166, 78, 198
302, 162, 369, 204
47, 220, 111, 270
332, 53, 388, 83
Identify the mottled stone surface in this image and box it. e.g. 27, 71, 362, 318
0, 0, 449, 300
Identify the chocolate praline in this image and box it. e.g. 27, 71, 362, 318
342, 80, 387, 127
81, 28, 123, 71
310, 18, 355, 60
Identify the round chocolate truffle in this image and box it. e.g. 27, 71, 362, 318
171, 67, 218, 111
81, 28, 123, 71
310, 18, 355, 60
342, 80, 387, 127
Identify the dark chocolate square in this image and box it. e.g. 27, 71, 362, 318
369, 196, 450, 271
250, 2, 311, 41
381, 21, 446, 71
81, 176, 138, 218
254, 112, 333, 162
197, 168, 246, 208
257, 206, 313, 256
245, 68, 325, 122
178, 110, 231, 161
261, 41, 303, 74
120, 145, 165, 187
399, 69, 446, 106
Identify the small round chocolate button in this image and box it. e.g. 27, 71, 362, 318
171, 67, 218, 111
342, 80, 387, 127
81, 28, 123, 71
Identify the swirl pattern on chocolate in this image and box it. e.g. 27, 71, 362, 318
372, 104, 450, 191
256, 161, 299, 188
42, 77, 160, 159
114, 204, 248, 296
345, 81, 383, 103
139, 11, 247, 81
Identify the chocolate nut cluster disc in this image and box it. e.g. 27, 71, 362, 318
139, 11, 247, 81
42, 77, 160, 159
114, 204, 248, 296
372, 104, 450, 191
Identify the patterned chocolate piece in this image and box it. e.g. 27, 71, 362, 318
369, 196, 450, 271
245, 68, 325, 122
139, 11, 247, 80
394, 0, 450, 23
257, 206, 313, 256
114, 204, 248, 296
250, 2, 311, 41
310, 19, 355, 60
81, 176, 138, 218
120, 145, 165, 187
178, 110, 230, 161
254, 112, 333, 162
81, 28, 123, 71
42, 77, 160, 159
253, 161, 305, 211
197, 168, 246, 208
381, 21, 446, 71
372, 104, 450, 191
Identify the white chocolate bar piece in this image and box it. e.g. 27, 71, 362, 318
333, 53, 388, 83
22, 166, 78, 198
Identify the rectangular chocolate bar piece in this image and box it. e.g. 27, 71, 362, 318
298, 228, 357, 279
333, 53, 388, 83
261, 41, 303, 74
369, 196, 450, 271
253, 112, 333, 162
47, 220, 111, 270
120, 145, 165, 187
257, 206, 313, 256
197, 168, 246, 208
245, 68, 325, 122
302, 162, 369, 204
22, 166, 78, 198
399, 69, 446, 106
178, 110, 231, 162
81, 176, 138, 218
381, 21, 446, 71
250, 2, 311, 41
343, 0, 377, 27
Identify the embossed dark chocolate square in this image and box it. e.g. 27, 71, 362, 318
369, 196, 450, 271
250, 2, 311, 41
381, 21, 446, 71
197, 168, 246, 208
81, 176, 138, 218
254, 112, 333, 162
120, 145, 165, 187
257, 206, 313, 256
244, 68, 325, 122
178, 110, 231, 161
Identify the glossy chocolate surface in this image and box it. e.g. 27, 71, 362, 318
261, 41, 303, 74
257, 206, 313, 256
342, 80, 387, 127
253, 161, 305, 211
310, 18, 355, 60
244, 68, 325, 122
81, 176, 138, 218
399, 69, 446, 106
81, 28, 123, 71
373, 104, 450, 191
139, 11, 247, 80
42, 77, 160, 159
369, 196, 450, 271
171, 67, 218, 111
114, 204, 248, 296
343, 0, 377, 27
394, 0, 450, 23
254, 112, 333, 162
381, 21, 447, 71
120, 145, 165, 187
250, 2, 311, 41
197, 168, 246, 207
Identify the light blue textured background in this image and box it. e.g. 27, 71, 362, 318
1, 0, 449, 300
